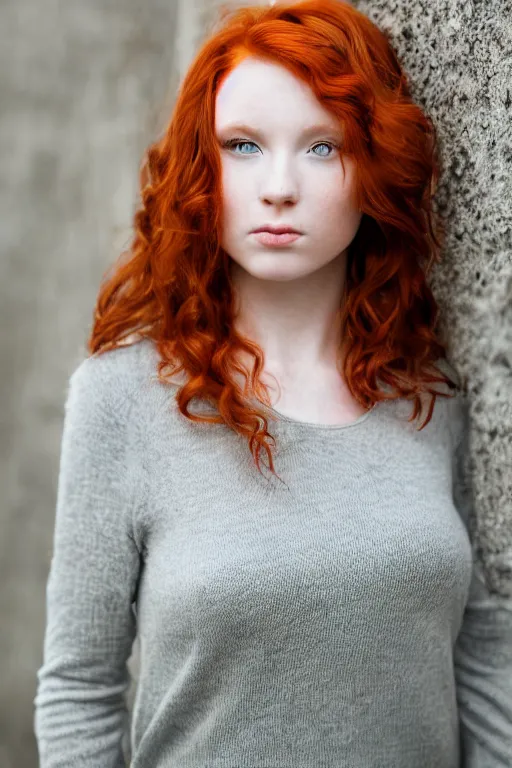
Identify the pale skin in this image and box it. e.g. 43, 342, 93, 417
215, 55, 369, 425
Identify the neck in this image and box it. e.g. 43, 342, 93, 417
230, 250, 348, 379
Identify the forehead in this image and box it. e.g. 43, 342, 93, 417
215, 57, 339, 132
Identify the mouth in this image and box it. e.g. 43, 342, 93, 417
251, 230, 302, 246
251, 226, 302, 235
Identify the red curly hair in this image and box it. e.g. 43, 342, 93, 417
88, 0, 458, 482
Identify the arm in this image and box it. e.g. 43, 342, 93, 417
452, 394, 512, 766
34, 353, 144, 768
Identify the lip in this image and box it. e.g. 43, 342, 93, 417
252, 231, 302, 247
251, 225, 302, 234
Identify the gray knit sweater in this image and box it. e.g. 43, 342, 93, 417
34, 338, 512, 767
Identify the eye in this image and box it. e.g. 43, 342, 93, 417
222, 139, 339, 157
311, 141, 338, 157
222, 139, 259, 154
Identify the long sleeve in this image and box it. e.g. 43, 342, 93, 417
452, 394, 512, 767
34, 354, 144, 768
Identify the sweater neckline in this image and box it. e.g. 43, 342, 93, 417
256, 399, 379, 432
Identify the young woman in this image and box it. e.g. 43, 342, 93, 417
34, 1, 512, 766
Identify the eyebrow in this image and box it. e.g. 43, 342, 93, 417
217, 122, 343, 139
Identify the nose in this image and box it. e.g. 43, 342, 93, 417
261, 190, 298, 207
259, 158, 299, 206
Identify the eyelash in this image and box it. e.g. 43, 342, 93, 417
222, 138, 340, 157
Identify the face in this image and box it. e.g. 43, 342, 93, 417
214, 56, 363, 284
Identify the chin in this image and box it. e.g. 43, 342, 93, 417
229, 252, 317, 283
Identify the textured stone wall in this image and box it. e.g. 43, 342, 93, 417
1, 0, 509, 765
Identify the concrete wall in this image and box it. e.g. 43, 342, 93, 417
1, 2, 182, 764
1, 0, 510, 765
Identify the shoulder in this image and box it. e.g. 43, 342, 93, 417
432, 373, 469, 460
65, 337, 162, 426
416, 357, 468, 451
70, 337, 158, 393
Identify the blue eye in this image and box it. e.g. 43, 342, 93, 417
313, 142, 336, 157
223, 139, 338, 157
224, 139, 258, 154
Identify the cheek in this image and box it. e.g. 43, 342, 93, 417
313, 184, 362, 245
219, 173, 247, 248
317, 165, 360, 225
308, 163, 347, 203
221, 169, 248, 219
314, 182, 358, 220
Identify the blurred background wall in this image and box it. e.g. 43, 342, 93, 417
0, 2, 182, 764
1, 0, 510, 765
